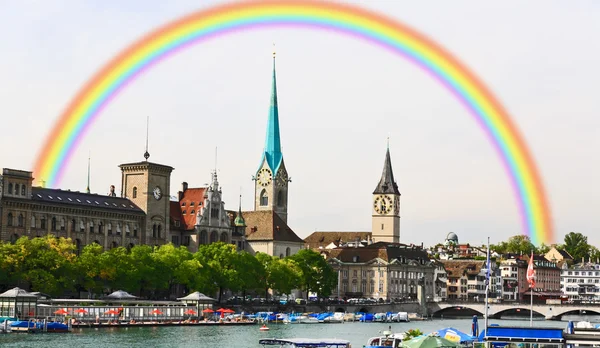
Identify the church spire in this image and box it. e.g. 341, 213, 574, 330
262, 45, 283, 173
86, 152, 91, 194
373, 143, 401, 195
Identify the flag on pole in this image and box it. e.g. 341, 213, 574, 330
526, 251, 536, 288
485, 247, 491, 286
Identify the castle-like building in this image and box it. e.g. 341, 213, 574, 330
0, 53, 304, 257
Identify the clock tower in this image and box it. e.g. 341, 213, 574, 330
253, 50, 291, 223
371, 143, 401, 243
119, 153, 173, 245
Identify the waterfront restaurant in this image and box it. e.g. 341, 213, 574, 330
0, 287, 37, 319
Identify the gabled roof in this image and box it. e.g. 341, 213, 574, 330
243, 210, 303, 243
328, 242, 430, 264
30, 187, 144, 214
304, 231, 372, 249
177, 188, 207, 230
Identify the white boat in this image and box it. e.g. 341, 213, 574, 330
259, 338, 351, 347
322, 312, 344, 323
299, 316, 320, 324
391, 312, 409, 322
365, 329, 405, 348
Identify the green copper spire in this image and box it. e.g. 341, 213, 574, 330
234, 194, 246, 227
261, 47, 283, 173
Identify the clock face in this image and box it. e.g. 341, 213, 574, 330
374, 195, 393, 214
394, 196, 400, 215
257, 168, 273, 187
153, 186, 162, 200
278, 169, 288, 183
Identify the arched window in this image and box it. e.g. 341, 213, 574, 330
14, 184, 19, 196
71, 219, 75, 232
21, 185, 25, 196
260, 189, 268, 206
60, 218, 65, 230
157, 225, 162, 239
107, 223, 112, 235
51, 217, 57, 231
111, 241, 118, 249
127, 243, 134, 251
89, 221, 94, 233
200, 230, 208, 244
7, 183, 12, 194
98, 222, 103, 234
31, 216, 36, 228
10, 234, 18, 243
277, 191, 283, 206
40, 217, 46, 229
79, 220, 85, 232
152, 224, 157, 238
279, 254, 284, 259
17, 214, 24, 227
220, 232, 228, 243
125, 224, 130, 235
7, 213, 13, 226
285, 247, 291, 257
132, 187, 137, 198
210, 231, 218, 243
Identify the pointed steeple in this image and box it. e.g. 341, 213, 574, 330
235, 194, 246, 227
373, 144, 401, 195
262, 46, 283, 173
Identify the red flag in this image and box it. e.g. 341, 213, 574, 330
526, 252, 536, 288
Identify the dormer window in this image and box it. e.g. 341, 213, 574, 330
190, 202, 195, 206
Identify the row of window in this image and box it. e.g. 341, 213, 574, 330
5, 213, 139, 237
565, 278, 600, 284
259, 190, 285, 207
181, 201, 202, 207
565, 271, 600, 276
197, 230, 229, 244
6, 183, 26, 196
341, 280, 386, 294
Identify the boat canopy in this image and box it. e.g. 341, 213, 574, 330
484, 326, 564, 343
259, 338, 351, 347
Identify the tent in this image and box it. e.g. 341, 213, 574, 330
402, 334, 462, 348
106, 290, 137, 300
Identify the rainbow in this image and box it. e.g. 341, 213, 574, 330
32, 0, 553, 245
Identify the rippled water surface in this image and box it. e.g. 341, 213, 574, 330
0, 319, 575, 348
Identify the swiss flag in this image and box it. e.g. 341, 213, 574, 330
526, 252, 536, 288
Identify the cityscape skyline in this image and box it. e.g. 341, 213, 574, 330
0, 1, 598, 246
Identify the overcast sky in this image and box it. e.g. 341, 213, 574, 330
1, 1, 598, 247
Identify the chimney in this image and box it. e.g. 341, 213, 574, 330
182, 182, 188, 192
109, 185, 116, 197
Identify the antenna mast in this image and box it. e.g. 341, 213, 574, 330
144, 116, 150, 161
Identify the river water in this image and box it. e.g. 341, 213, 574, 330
0, 318, 589, 347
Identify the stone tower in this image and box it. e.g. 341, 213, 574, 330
119, 151, 173, 245
253, 50, 291, 223
371, 143, 401, 243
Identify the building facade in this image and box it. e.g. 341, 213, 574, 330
561, 262, 600, 302
327, 242, 435, 301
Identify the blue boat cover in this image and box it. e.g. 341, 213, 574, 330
485, 326, 564, 341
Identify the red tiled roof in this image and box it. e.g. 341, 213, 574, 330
304, 231, 372, 249
243, 210, 303, 243
178, 188, 207, 230
170, 201, 183, 230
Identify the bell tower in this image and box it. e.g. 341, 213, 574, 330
253, 48, 291, 223
371, 142, 401, 243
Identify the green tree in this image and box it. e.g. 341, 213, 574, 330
17, 236, 77, 296
75, 243, 105, 296
493, 235, 536, 255
195, 242, 240, 302
235, 251, 265, 298
290, 249, 337, 299
128, 245, 159, 297
564, 232, 590, 262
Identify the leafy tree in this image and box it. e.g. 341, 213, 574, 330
537, 243, 551, 254
492, 235, 536, 255
195, 242, 240, 302
564, 232, 590, 262
590, 246, 600, 264
235, 251, 265, 298
128, 245, 159, 297
290, 249, 337, 299
75, 243, 105, 296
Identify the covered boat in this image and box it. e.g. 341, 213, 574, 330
365, 328, 404, 348
259, 338, 351, 347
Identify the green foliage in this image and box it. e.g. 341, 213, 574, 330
563, 232, 590, 262
491, 235, 536, 255
404, 329, 424, 340
0, 237, 337, 302
290, 249, 337, 299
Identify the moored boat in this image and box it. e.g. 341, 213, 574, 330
365, 328, 404, 348
259, 338, 351, 347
